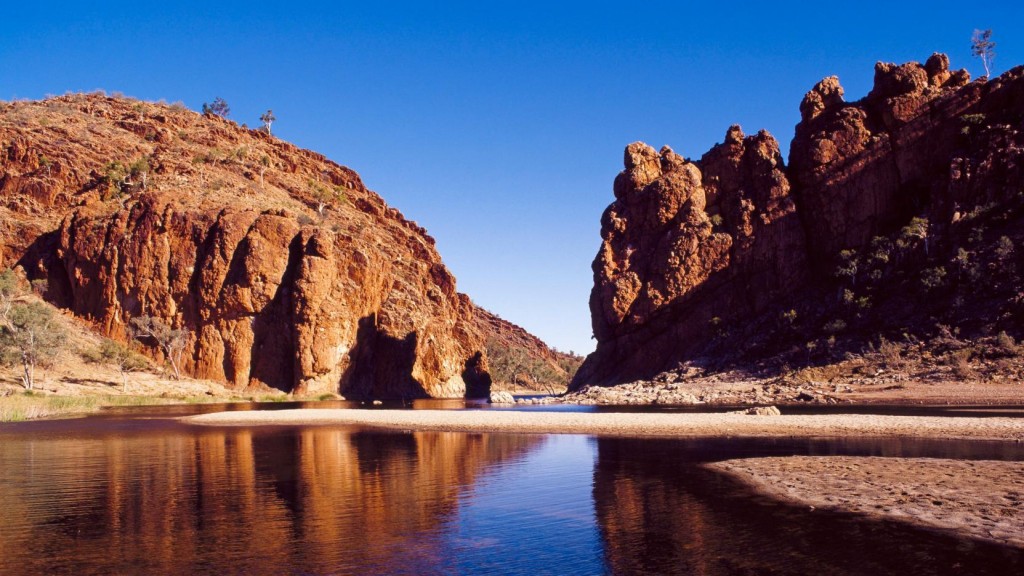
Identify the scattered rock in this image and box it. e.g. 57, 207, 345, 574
489, 391, 515, 404
731, 406, 782, 416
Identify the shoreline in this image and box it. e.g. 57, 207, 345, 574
709, 456, 1024, 549
183, 408, 1024, 441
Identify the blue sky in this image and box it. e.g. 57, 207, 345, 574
3, 2, 1022, 354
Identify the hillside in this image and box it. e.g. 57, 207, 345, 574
573, 54, 1024, 397
0, 93, 564, 399
469, 306, 582, 392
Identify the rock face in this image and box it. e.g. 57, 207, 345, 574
0, 94, 547, 398
577, 129, 806, 385
576, 54, 1024, 388
789, 54, 977, 265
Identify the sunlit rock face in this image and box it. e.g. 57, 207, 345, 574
0, 94, 568, 398
575, 54, 1024, 388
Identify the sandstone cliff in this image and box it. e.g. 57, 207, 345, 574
576, 54, 1024, 388
0, 94, 554, 398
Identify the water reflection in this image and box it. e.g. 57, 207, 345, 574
2, 411, 1024, 575
593, 437, 1024, 575
0, 424, 541, 575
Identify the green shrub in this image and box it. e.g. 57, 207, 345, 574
995, 236, 1014, 261
920, 266, 947, 291
823, 319, 847, 334
995, 331, 1018, 356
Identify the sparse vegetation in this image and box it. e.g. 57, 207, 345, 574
822, 319, 847, 334
101, 157, 151, 197
309, 180, 349, 216
994, 331, 1018, 356
0, 271, 65, 391
873, 336, 904, 370
129, 157, 150, 190
260, 109, 275, 134
130, 316, 190, 380
485, 337, 579, 393
202, 97, 230, 118
0, 393, 232, 422
948, 348, 974, 379
85, 339, 150, 392
898, 217, 929, 253
259, 155, 271, 189
834, 249, 859, 285
38, 154, 51, 176
920, 266, 947, 291
995, 235, 1014, 261
961, 113, 986, 126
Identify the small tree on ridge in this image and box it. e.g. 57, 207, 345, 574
971, 29, 996, 77
202, 97, 231, 118
260, 109, 276, 134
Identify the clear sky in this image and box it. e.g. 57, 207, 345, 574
3, 2, 1022, 355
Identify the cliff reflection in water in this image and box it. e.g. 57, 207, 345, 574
592, 437, 1024, 576
0, 425, 540, 575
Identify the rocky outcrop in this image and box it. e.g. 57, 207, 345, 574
576, 128, 806, 385
576, 54, 1024, 388
789, 53, 978, 264
0, 94, 549, 398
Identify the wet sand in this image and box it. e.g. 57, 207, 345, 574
709, 456, 1024, 548
184, 409, 1024, 441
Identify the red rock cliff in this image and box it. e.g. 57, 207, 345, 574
575, 54, 1024, 388
0, 94, 531, 398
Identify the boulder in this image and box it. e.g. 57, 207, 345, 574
489, 391, 515, 405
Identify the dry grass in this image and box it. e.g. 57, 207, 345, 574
0, 392, 235, 422
948, 348, 975, 379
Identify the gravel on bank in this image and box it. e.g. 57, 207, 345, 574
183, 409, 1024, 441
708, 456, 1024, 548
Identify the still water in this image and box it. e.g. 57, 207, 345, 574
0, 406, 1022, 575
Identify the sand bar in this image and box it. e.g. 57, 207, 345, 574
709, 456, 1024, 548
184, 409, 1024, 441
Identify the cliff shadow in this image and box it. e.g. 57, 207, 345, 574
247, 234, 304, 392
16, 229, 76, 310
462, 351, 491, 399
592, 437, 1024, 575
340, 314, 425, 401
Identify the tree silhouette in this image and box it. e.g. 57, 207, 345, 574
202, 97, 231, 118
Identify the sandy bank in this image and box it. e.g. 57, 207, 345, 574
709, 456, 1024, 548
184, 409, 1024, 441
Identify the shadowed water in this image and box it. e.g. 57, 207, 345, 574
0, 406, 1021, 575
